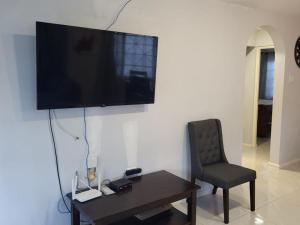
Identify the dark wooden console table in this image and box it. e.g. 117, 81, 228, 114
67, 170, 199, 225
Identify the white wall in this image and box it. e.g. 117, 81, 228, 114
248, 29, 274, 47
243, 30, 274, 147
255, 30, 274, 46
0, 0, 300, 225
243, 47, 258, 146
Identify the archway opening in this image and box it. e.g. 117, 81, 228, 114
242, 26, 286, 169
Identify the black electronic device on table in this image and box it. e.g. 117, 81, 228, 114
109, 178, 133, 192
125, 168, 142, 179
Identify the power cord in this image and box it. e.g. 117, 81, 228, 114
101, 179, 111, 186
106, 0, 133, 30
53, 110, 80, 141
83, 108, 90, 184
48, 109, 71, 214
57, 198, 70, 214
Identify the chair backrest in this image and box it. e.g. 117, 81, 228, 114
188, 119, 227, 166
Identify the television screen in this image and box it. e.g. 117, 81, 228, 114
36, 22, 158, 109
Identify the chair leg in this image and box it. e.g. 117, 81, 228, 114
212, 186, 218, 195
187, 176, 196, 205
223, 189, 229, 224
250, 180, 255, 211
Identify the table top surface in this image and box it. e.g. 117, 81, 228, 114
67, 170, 199, 224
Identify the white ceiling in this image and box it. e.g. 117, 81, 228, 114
220, 0, 300, 16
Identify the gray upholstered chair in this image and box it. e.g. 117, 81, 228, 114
188, 119, 256, 224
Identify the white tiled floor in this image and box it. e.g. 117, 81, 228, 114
174, 138, 300, 224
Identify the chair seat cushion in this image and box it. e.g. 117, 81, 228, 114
202, 163, 256, 189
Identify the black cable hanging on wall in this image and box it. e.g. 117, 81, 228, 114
106, 0, 133, 30
48, 110, 71, 213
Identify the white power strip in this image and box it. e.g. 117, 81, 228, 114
75, 189, 102, 202
101, 185, 115, 195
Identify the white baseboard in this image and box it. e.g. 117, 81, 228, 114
279, 158, 300, 169
268, 161, 280, 168
242, 143, 257, 148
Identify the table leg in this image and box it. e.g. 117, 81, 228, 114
71, 203, 80, 225
187, 191, 197, 225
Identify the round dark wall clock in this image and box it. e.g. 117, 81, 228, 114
295, 37, 300, 68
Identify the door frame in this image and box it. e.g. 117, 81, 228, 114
252, 45, 275, 146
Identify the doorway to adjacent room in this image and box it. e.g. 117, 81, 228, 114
242, 28, 276, 168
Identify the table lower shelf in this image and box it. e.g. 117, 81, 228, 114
109, 207, 190, 225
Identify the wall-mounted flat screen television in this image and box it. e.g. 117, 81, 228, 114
36, 22, 158, 109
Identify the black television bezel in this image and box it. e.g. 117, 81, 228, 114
36, 21, 158, 110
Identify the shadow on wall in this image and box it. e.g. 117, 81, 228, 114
183, 125, 191, 179
3, 34, 147, 122
5, 34, 44, 121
